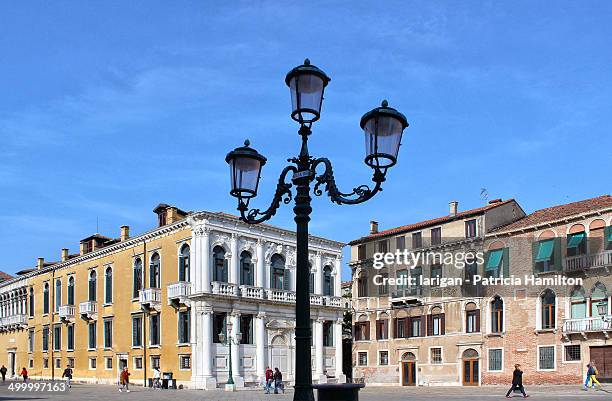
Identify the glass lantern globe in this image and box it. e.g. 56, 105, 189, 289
225, 140, 267, 199
360, 100, 408, 169
285, 59, 331, 124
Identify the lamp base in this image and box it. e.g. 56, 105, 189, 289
224, 383, 236, 392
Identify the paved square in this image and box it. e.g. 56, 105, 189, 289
0, 381, 610, 400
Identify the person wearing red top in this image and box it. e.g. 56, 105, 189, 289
119, 367, 130, 393
19, 367, 28, 382
264, 366, 274, 394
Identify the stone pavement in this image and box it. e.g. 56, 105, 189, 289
0, 381, 610, 400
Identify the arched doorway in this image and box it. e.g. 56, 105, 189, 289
400, 352, 416, 386
462, 349, 479, 386
270, 335, 289, 374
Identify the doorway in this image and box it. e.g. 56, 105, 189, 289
270, 335, 288, 373
116, 354, 128, 384
462, 349, 479, 386
8, 351, 16, 377
590, 346, 612, 381
400, 352, 417, 386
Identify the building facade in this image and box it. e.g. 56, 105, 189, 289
0, 204, 347, 388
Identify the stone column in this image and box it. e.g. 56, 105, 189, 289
255, 312, 267, 382
314, 319, 326, 383
334, 258, 342, 297
201, 229, 211, 293
230, 234, 239, 285
231, 312, 244, 387
191, 225, 201, 293
201, 307, 217, 389
314, 252, 322, 295
190, 303, 202, 386
256, 239, 265, 288
334, 318, 346, 383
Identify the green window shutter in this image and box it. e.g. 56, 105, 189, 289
483, 251, 491, 277
485, 250, 503, 271
535, 239, 554, 262
553, 237, 562, 271
605, 226, 612, 248
567, 232, 585, 248
502, 247, 510, 277
532, 241, 539, 273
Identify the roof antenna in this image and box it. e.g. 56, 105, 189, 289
96, 216, 99, 234
480, 188, 489, 203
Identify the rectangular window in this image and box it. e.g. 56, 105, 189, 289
565, 345, 581, 362
29, 359, 33, 368
134, 357, 143, 369
354, 322, 369, 341
358, 352, 368, 366
150, 314, 160, 346
323, 321, 333, 347
396, 318, 406, 338
28, 328, 34, 353
43, 326, 49, 351
55, 358, 61, 369
430, 347, 442, 364
396, 236, 405, 250
178, 311, 190, 344
151, 356, 161, 369
489, 349, 503, 371
53, 325, 61, 351
378, 273, 389, 295
431, 228, 442, 245
67, 325, 74, 351
43, 358, 49, 369
538, 346, 555, 370
67, 357, 75, 369
357, 276, 368, 297
132, 316, 142, 347
465, 219, 477, 238
378, 240, 388, 253
430, 264, 442, 287
431, 314, 442, 336
376, 319, 388, 340
103, 319, 113, 348
180, 355, 191, 370
213, 313, 226, 343
412, 232, 422, 249
88, 322, 97, 349
379, 351, 389, 365
239, 315, 253, 345
89, 358, 96, 369
105, 357, 113, 370
358, 245, 366, 260
410, 316, 422, 337
466, 310, 479, 333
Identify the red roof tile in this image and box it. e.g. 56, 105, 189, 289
348, 199, 516, 245
0, 271, 13, 282
494, 195, 612, 233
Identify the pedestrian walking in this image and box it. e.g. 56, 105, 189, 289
152, 367, 161, 389
584, 363, 596, 390
589, 362, 602, 390
19, 367, 28, 382
119, 367, 130, 393
273, 367, 284, 394
62, 364, 73, 388
505, 364, 528, 398
264, 366, 274, 394
0, 365, 6, 383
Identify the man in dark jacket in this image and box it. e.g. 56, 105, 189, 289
62, 365, 73, 388
273, 368, 284, 394
0, 365, 6, 383
506, 364, 529, 398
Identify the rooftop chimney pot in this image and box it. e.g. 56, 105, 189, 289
370, 220, 379, 234
37, 257, 44, 270
120, 225, 130, 241
449, 201, 458, 217
489, 198, 502, 204
61, 248, 69, 262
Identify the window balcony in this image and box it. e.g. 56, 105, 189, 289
211, 281, 239, 296
565, 250, 612, 273
167, 282, 191, 307
139, 288, 161, 311
325, 296, 348, 308
265, 288, 296, 303
2, 314, 28, 330
239, 285, 265, 299
562, 316, 612, 338
79, 301, 97, 319
310, 294, 324, 305
59, 305, 76, 321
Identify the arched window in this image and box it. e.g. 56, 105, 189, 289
591, 283, 608, 317
150, 253, 161, 288
213, 246, 228, 282
541, 289, 556, 329
105, 267, 113, 304
465, 302, 480, 333
133, 258, 142, 298
88, 270, 97, 302
55, 279, 62, 311
29, 288, 34, 317
43, 282, 49, 314
240, 251, 254, 286
570, 286, 586, 319
68, 276, 75, 305
323, 265, 334, 296
271, 254, 286, 290
490, 296, 503, 333
179, 244, 190, 282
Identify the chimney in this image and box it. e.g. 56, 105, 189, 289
80, 241, 86, 255
166, 207, 178, 224
489, 198, 502, 204
61, 248, 69, 262
449, 201, 458, 217
37, 257, 44, 270
370, 220, 379, 234
120, 225, 130, 241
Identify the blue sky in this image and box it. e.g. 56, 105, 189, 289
1, 2, 611, 280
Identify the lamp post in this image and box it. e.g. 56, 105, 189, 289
226, 59, 408, 401
218, 320, 242, 392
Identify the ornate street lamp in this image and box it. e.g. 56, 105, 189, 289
596, 302, 611, 324
218, 320, 242, 392
226, 59, 408, 401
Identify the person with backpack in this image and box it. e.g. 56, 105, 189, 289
584, 363, 596, 390
589, 362, 602, 389
505, 364, 529, 398
61, 364, 73, 388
